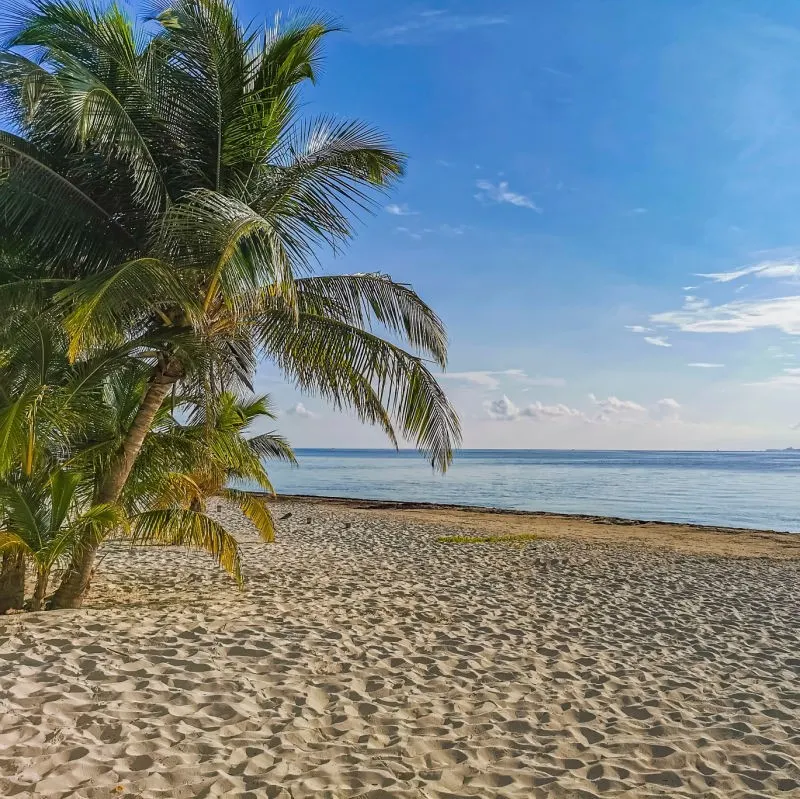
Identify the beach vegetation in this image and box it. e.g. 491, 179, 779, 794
0, 0, 459, 609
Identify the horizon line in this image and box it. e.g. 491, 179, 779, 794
287, 447, 793, 453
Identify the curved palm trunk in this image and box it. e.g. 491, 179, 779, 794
0, 552, 25, 613
30, 566, 49, 611
49, 360, 182, 609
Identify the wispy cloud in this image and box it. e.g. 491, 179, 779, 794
385, 203, 418, 216
286, 402, 316, 419
395, 223, 465, 240
688, 362, 725, 368
767, 346, 796, 359
437, 224, 466, 236
377, 10, 507, 44
697, 258, 800, 283
683, 296, 710, 311
395, 226, 422, 241
440, 369, 565, 391
625, 325, 653, 333
749, 367, 800, 388
644, 335, 672, 347
652, 295, 800, 335
475, 180, 541, 211
626, 207, 648, 215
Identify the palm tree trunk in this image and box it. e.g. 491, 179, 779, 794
0, 552, 25, 614
30, 566, 49, 612
49, 359, 182, 609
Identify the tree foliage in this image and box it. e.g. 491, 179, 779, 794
0, 0, 460, 609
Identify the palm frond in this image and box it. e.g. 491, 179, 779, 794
222, 487, 274, 542
296, 273, 447, 366
57, 257, 195, 360
258, 311, 460, 471
0, 392, 37, 476
159, 189, 297, 311
247, 118, 405, 259
131, 507, 242, 583
247, 430, 296, 463
0, 130, 136, 260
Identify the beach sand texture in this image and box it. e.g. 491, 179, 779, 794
1, 499, 799, 798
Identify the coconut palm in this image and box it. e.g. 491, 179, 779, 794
0, 309, 118, 609
126, 390, 295, 545
0, 318, 281, 607
0, 0, 460, 607
0, 469, 123, 609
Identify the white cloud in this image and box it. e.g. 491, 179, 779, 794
767, 346, 796, 359
475, 180, 541, 211
696, 258, 800, 283
627, 207, 648, 215
683, 295, 710, 311
588, 394, 682, 424
378, 11, 507, 43
385, 203, 418, 216
440, 369, 565, 390
625, 325, 653, 333
485, 395, 584, 422
286, 402, 316, 419
484, 395, 521, 421
688, 362, 725, 368
487, 393, 682, 424
653, 397, 681, 421
438, 224, 465, 236
652, 295, 800, 335
589, 393, 647, 415
644, 335, 672, 347
522, 401, 585, 420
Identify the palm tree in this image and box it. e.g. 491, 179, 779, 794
0, 0, 461, 608
0, 312, 290, 607
126, 390, 295, 545
0, 469, 123, 610
0, 308, 118, 609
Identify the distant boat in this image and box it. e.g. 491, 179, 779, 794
766, 447, 800, 452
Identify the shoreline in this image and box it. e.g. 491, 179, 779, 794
266, 492, 800, 559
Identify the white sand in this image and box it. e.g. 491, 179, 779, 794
1, 499, 799, 798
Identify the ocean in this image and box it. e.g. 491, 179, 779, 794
254, 449, 800, 533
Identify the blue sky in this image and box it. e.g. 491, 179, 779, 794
13, 0, 800, 449
247, 0, 800, 449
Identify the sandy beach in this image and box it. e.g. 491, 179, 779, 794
1, 497, 799, 798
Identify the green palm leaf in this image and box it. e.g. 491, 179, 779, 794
258, 311, 460, 470
131, 507, 242, 583
296, 273, 448, 366
57, 257, 196, 360
221, 487, 274, 542
0, 130, 135, 260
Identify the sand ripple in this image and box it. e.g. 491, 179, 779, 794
1, 500, 799, 797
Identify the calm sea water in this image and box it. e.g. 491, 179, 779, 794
253, 449, 800, 532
